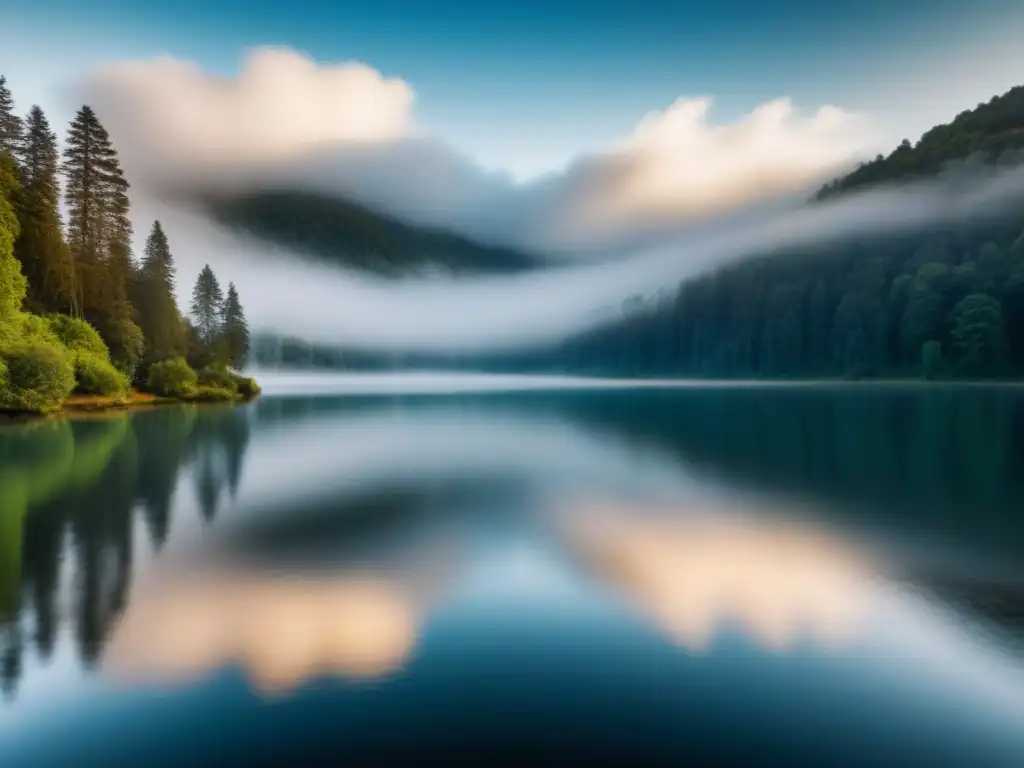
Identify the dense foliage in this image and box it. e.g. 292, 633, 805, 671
145, 357, 259, 403
0, 74, 255, 413
73, 350, 129, 397
0, 342, 75, 413
146, 357, 198, 398
46, 314, 107, 358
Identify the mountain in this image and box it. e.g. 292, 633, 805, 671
251, 84, 1024, 380
817, 85, 1024, 198
201, 189, 546, 276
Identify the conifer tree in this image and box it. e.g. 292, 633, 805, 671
62, 105, 104, 316
62, 105, 143, 371
135, 220, 186, 364
221, 282, 250, 369
97, 119, 143, 372
0, 76, 22, 161
190, 264, 224, 349
14, 106, 74, 313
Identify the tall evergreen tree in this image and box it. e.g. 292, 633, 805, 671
62, 105, 143, 371
91, 120, 141, 372
135, 221, 185, 365
221, 282, 250, 369
190, 265, 224, 348
13, 106, 74, 314
62, 105, 104, 317
0, 76, 22, 161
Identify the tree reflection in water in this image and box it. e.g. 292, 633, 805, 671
3, 385, 1024, 707
0, 404, 252, 701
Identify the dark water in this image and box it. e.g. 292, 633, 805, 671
2, 379, 1024, 765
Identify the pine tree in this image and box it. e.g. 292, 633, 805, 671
142, 221, 175, 291
222, 282, 250, 369
135, 221, 186, 365
98, 122, 143, 373
13, 106, 75, 314
190, 264, 224, 349
0, 76, 23, 161
62, 105, 103, 316
62, 105, 143, 371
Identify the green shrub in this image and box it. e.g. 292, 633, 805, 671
146, 357, 198, 398
0, 341, 75, 413
74, 351, 129, 396
187, 385, 237, 402
47, 315, 108, 358
197, 364, 237, 392
19, 313, 60, 346
0, 319, 18, 349
231, 373, 261, 399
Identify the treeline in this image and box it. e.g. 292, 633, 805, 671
0, 74, 256, 413
254, 84, 1024, 380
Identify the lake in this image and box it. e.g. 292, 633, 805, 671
2, 376, 1024, 765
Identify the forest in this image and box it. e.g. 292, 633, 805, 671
204, 189, 545, 276
0, 74, 257, 414
253, 84, 1024, 380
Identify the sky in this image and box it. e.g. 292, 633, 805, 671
2, 0, 1023, 352
3, 0, 1023, 180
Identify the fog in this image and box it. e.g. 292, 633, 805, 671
73, 47, 1024, 354
141, 160, 1024, 354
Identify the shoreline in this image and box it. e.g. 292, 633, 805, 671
250, 370, 1024, 393
0, 390, 260, 424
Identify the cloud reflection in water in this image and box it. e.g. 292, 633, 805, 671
104, 490, 880, 700
563, 502, 874, 653
105, 570, 420, 696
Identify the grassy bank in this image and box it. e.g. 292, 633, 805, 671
2, 389, 259, 423
1, 363, 261, 423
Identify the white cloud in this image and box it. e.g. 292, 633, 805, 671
83, 47, 415, 183
79, 47, 875, 255
540, 96, 874, 250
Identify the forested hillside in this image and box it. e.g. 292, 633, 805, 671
203, 190, 545, 276
253, 84, 1024, 380
817, 86, 1024, 198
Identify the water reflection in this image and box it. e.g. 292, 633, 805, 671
563, 503, 872, 653
103, 502, 879, 699
0, 405, 252, 703
106, 570, 419, 695
1, 383, 1024, 719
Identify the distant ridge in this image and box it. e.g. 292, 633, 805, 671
248, 84, 1024, 381
817, 85, 1024, 199
201, 189, 547, 276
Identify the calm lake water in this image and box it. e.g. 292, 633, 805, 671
2, 376, 1024, 765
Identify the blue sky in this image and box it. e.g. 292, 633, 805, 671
3, 0, 1023, 178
